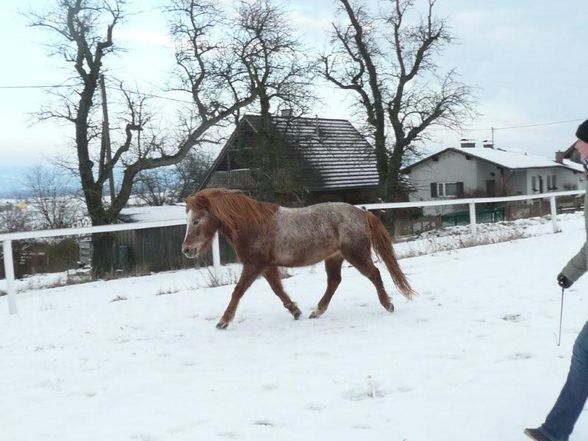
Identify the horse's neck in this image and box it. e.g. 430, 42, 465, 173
222, 198, 277, 239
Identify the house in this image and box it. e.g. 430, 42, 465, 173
401, 139, 584, 215
562, 141, 581, 163
199, 113, 380, 205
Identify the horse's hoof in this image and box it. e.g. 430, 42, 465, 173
286, 302, 302, 320
386, 303, 395, 313
216, 321, 229, 329
309, 310, 321, 319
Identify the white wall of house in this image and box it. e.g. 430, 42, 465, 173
405, 149, 585, 216
502, 170, 528, 195
406, 150, 477, 201
525, 167, 584, 194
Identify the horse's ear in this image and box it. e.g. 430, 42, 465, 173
185, 196, 193, 212
190, 193, 210, 211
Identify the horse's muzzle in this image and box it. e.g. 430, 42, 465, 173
182, 246, 198, 259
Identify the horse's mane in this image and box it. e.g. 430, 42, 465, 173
187, 188, 278, 234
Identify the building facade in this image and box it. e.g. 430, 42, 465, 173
402, 141, 584, 214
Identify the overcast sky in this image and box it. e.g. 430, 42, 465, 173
1, 0, 587, 192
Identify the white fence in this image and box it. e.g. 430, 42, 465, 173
1, 189, 585, 315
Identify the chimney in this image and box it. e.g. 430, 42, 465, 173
460, 138, 476, 148
555, 151, 565, 164
482, 140, 494, 149
280, 108, 293, 117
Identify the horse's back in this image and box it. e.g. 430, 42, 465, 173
271, 202, 368, 266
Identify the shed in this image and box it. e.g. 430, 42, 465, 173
200, 114, 380, 205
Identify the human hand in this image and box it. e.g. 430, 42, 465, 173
557, 273, 573, 289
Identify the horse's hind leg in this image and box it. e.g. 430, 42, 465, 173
264, 266, 302, 320
309, 253, 344, 319
342, 242, 394, 312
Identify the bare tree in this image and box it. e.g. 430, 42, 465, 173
323, 0, 476, 200
0, 203, 32, 234
134, 149, 214, 205
134, 169, 176, 206
234, 0, 316, 118
25, 166, 81, 229
232, 0, 317, 201
28, 0, 258, 275
173, 149, 214, 200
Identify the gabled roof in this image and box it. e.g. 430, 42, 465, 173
200, 114, 379, 191
402, 147, 584, 173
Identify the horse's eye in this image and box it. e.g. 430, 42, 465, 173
192, 218, 200, 225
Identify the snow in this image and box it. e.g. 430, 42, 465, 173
2, 214, 588, 440
563, 158, 585, 173
431, 146, 583, 171
120, 204, 186, 223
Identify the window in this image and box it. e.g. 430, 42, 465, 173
431, 182, 463, 198
444, 182, 458, 196
532, 176, 538, 192
547, 175, 557, 191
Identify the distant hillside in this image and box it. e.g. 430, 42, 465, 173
0, 165, 79, 198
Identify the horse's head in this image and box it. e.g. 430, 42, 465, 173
182, 194, 220, 259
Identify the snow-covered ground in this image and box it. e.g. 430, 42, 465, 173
1, 214, 588, 440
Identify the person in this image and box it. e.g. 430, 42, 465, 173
525, 118, 588, 441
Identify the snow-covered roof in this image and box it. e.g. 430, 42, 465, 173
404, 147, 585, 172
562, 158, 585, 173
119, 205, 186, 223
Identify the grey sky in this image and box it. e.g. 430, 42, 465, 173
1, 0, 587, 191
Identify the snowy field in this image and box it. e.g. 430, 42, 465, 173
2, 214, 588, 440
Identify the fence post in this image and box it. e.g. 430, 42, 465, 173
550, 196, 560, 233
2, 240, 17, 315
469, 202, 477, 238
212, 232, 221, 279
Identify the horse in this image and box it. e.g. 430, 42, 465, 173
182, 188, 415, 329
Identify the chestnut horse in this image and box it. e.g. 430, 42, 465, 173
183, 188, 414, 329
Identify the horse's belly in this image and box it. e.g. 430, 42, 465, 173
272, 232, 338, 267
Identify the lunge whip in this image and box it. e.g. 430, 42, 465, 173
557, 286, 565, 347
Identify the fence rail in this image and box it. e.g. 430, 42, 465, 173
2, 189, 585, 315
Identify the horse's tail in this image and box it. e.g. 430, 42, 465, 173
365, 211, 415, 299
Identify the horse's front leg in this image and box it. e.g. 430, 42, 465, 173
263, 266, 301, 320
217, 264, 261, 329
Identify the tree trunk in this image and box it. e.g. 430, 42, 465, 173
91, 232, 115, 278
385, 146, 405, 202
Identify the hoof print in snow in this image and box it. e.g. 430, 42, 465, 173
352, 424, 371, 430
502, 314, 522, 322
344, 389, 386, 401
110, 295, 128, 303
253, 420, 274, 428
343, 381, 387, 401
510, 352, 533, 360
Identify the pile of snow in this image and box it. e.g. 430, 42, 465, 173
1, 213, 588, 440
